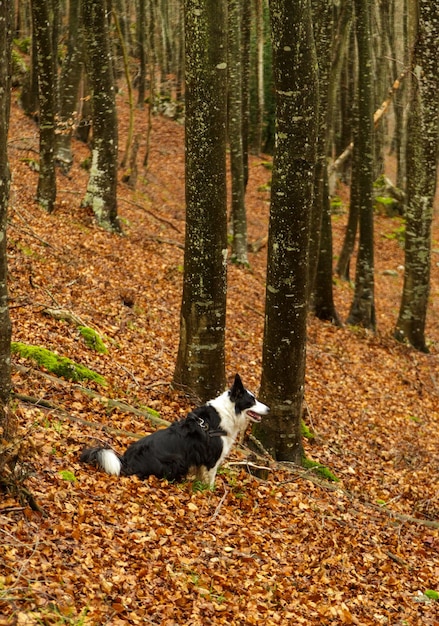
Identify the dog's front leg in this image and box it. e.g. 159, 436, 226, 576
195, 465, 217, 489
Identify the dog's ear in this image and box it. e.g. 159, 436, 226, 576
230, 373, 244, 400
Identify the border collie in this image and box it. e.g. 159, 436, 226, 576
80, 374, 269, 487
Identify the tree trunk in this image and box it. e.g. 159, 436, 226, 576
137, 0, 146, 107
309, 0, 340, 324
336, 141, 359, 281
241, 0, 251, 188
313, 169, 342, 325
173, 0, 228, 402
394, 0, 439, 352
31, 0, 57, 212
346, 0, 375, 329
56, 0, 83, 172
82, 0, 121, 233
253, 0, 264, 154
0, 1, 13, 438
255, 0, 318, 462
228, 0, 248, 266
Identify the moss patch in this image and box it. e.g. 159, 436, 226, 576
301, 420, 315, 440
78, 326, 108, 354
302, 456, 339, 482
11, 342, 107, 386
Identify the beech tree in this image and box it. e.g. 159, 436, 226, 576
0, 1, 13, 437
82, 0, 120, 233
173, 0, 228, 401
255, 0, 318, 462
228, 0, 248, 265
227, 0, 248, 265
346, 0, 375, 329
56, 0, 84, 172
309, 0, 340, 325
394, 0, 439, 352
31, 0, 57, 212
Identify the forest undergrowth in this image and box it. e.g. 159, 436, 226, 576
1, 91, 438, 625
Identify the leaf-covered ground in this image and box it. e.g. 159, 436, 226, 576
1, 92, 438, 625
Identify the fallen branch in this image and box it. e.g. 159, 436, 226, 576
118, 196, 182, 233
226, 460, 272, 472
12, 388, 170, 430
42, 307, 86, 327
13, 362, 171, 427
11, 392, 164, 440
147, 235, 184, 249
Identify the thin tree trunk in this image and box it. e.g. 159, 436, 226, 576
31, 0, 57, 212
228, 0, 248, 266
56, 0, 83, 172
137, 0, 146, 107
0, 1, 13, 437
82, 0, 121, 233
241, 0, 251, 188
346, 0, 375, 329
253, 0, 264, 154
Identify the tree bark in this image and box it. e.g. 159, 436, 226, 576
255, 0, 318, 462
394, 0, 439, 352
82, 0, 121, 233
346, 0, 375, 329
56, 0, 83, 172
0, 1, 13, 438
228, 0, 248, 265
309, 0, 340, 324
173, 0, 228, 402
31, 0, 57, 212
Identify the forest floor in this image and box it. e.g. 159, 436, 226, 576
1, 90, 438, 626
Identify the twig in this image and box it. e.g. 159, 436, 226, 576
118, 196, 182, 233
8, 216, 54, 249
148, 235, 184, 249
210, 480, 229, 521
386, 551, 409, 567
226, 461, 271, 472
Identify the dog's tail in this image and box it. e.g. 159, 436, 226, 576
80, 447, 122, 476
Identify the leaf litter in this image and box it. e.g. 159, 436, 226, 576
1, 91, 438, 625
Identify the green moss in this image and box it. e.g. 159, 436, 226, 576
258, 182, 271, 192
375, 195, 394, 206
302, 456, 339, 482
373, 174, 387, 188
13, 37, 31, 54
11, 342, 107, 386
330, 195, 343, 214
138, 404, 161, 419
80, 156, 91, 170
59, 470, 77, 483
383, 223, 405, 245
374, 196, 400, 217
424, 590, 439, 601
78, 326, 108, 354
301, 420, 315, 440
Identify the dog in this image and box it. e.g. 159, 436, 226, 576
79, 374, 269, 487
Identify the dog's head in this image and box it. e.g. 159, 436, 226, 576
229, 374, 270, 423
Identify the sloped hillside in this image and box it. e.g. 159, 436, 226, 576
1, 91, 438, 625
